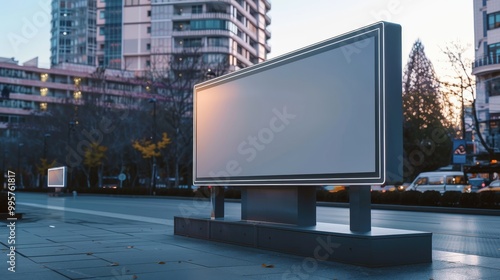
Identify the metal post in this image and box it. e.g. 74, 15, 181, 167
43, 133, 50, 159
17, 143, 24, 187
149, 98, 157, 194
41, 133, 51, 188
210, 186, 225, 219
349, 185, 371, 233
68, 122, 75, 190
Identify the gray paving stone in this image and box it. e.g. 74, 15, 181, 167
56, 264, 125, 279
30, 253, 101, 263
129, 267, 245, 280
0, 270, 71, 280
43, 259, 116, 270
16, 244, 80, 257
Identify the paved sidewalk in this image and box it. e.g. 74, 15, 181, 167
1, 204, 500, 280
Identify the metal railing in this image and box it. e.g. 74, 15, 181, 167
473, 55, 500, 68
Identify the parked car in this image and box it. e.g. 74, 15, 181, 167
478, 180, 500, 192
406, 171, 469, 193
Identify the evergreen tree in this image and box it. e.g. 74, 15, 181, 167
402, 40, 453, 180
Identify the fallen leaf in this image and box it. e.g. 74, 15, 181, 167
157, 261, 166, 265
262, 264, 274, 268
109, 262, 119, 266
127, 246, 134, 249
86, 252, 93, 255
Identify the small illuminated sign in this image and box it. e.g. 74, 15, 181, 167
47, 166, 67, 188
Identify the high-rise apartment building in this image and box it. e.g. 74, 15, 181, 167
53, 0, 271, 72
50, 0, 97, 66
149, 0, 271, 72
473, 0, 500, 153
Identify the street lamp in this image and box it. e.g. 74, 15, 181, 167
43, 133, 51, 159
1, 147, 6, 190
17, 143, 24, 187
149, 98, 157, 194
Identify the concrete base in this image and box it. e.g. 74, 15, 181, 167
174, 217, 432, 267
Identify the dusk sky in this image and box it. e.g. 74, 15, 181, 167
0, 0, 473, 79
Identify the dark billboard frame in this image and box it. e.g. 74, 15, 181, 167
193, 22, 402, 186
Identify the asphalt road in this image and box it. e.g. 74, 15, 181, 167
15, 192, 500, 259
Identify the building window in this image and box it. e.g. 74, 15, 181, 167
192, 5, 202, 14
100, 10, 105, 19
40, 88, 48, 96
147, 10, 151, 17
179, 38, 202, 48
487, 77, 500, 97
40, 73, 49, 82
40, 102, 48, 111
146, 60, 151, 67
208, 37, 229, 47
99, 27, 105, 35
488, 42, 500, 63
191, 19, 226, 30
488, 12, 500, 30
146, 43, 151, 50
147, 26, 151, 33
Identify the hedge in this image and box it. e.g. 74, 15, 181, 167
319, 189, 500, 209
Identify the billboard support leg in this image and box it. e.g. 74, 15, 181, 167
210, 186, 225, 219
349, 185, 371, 232
241, 187, 316, 226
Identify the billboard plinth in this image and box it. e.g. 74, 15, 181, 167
174, 216, 432, 267
175, 185, 432, 267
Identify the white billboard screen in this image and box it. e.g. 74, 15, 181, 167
47, 166, 67, 188
194, 22, 402, 186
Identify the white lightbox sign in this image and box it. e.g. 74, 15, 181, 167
194, 22, 402, 186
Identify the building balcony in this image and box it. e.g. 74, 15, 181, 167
264, 13, 271, 25
264, 0, 271, 10
172, 46, 230, 54
172, 12, 232, 21
264, 28, 271, 39
172, 29, 232, 37
472, 56, 500, 75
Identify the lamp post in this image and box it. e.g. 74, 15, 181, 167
68, 121, 76, 189
149, 98, 157, 195
41, 133, 51, 188
43, 133, 51, 159
17, 143, 24, 187
1, 147, 5, 190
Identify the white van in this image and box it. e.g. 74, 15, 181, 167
406, 171, 469, 193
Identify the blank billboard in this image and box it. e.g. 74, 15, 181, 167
47, 166, 67, 188
194, 22, 402, 186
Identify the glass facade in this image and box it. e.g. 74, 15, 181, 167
50, 0, 96, 66
102, 0, 123, 69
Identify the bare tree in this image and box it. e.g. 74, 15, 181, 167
441, 42, 493, 157
140, 49, 229, 187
